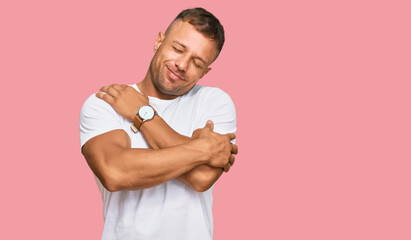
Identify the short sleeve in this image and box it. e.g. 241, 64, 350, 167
197, 88, 237, 138
79, 94, 124, 148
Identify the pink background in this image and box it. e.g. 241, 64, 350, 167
1, 0, 410, 239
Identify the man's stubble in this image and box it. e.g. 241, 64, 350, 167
149, 51, 182, 97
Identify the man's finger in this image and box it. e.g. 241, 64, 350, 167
192, 128, 201, 136
223, 163, 231, 173
229, 155, 235, 166
225, 133, 236, 141
99, 85, 119, 97
100, 86, 108, 92
231, 144, 238, 154
110, 84, 123, 91
107, 83, 119, 87
204, 120, 214, 131
105, 86, 120, 98
95, 92, 114, 104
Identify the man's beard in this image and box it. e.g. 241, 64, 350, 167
149, 56, 183, 96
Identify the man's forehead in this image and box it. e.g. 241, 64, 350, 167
166, 20, 203, 40
165, 20, 217, 63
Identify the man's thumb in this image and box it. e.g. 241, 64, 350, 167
205, 120, 214, 131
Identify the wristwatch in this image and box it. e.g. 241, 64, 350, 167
130, 105, 157, 133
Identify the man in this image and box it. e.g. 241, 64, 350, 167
80, 8, 238, 240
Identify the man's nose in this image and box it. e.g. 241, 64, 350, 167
175, 54, 190, 72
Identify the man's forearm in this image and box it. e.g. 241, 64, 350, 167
82, 129, 223, 192
140, 115, 191, 149
177, 165, 223, 192
140, 115, 224, 191
109, 140, 210, 191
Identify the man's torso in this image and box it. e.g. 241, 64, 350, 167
80, 84, 236, 240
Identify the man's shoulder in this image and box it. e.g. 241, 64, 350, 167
186, 85, 236, 134
186, 85, 232, 101
80, 92, 119, 119
79, 92, 125, 148
184, 85, 236, 115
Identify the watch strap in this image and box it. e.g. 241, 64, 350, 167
130, 105, 157, 133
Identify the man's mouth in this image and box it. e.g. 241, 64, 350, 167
166, 65, 185, 82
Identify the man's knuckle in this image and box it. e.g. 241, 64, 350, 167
102, 94, 111, 102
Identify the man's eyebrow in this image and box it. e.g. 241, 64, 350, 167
172, 41, 187, 49
171, 41, 207, 65
193, 56, 206, 65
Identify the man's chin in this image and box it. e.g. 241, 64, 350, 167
161, 88, 182, 96
155, 84, 181, 97
157, 79, 181, 94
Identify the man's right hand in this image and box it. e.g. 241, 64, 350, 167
193, 120, 238, 172
96, 84, 149, 122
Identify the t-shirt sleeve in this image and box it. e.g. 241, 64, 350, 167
79, 94, 124, 148
197, 88, 237, 138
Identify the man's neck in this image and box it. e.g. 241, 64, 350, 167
137, 71, 179, 100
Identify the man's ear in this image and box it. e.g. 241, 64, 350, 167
201, 67, 212, 78
154, 32, 165, 52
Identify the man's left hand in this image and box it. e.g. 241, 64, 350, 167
192, 120, 237, 173
96, 84, 149, 122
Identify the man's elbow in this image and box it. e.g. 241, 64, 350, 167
190, 173, 216, 192
102, 180, 123, 192
93, 160, 136, 192
98, 166, 148, 192
98, 170, 123, 192
193, 183, 212, 192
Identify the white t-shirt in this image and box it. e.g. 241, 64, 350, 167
80, 84, 236, 240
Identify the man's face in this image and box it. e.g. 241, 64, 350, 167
149, 20, 218, 98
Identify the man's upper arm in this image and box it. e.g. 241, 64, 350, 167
80, 94, 124, 150
197, 88, 237, 138
80, 94, 131, 190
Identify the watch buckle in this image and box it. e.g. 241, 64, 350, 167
130, 125, 139, 133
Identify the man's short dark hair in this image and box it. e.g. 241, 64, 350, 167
166, 8, 225, 60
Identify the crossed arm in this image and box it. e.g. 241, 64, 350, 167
138, 116, 232, 191
82, 84, 237, 192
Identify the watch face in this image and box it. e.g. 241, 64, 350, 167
138, 106, 155, 120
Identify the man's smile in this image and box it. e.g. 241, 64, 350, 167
166, 64, 185, 82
